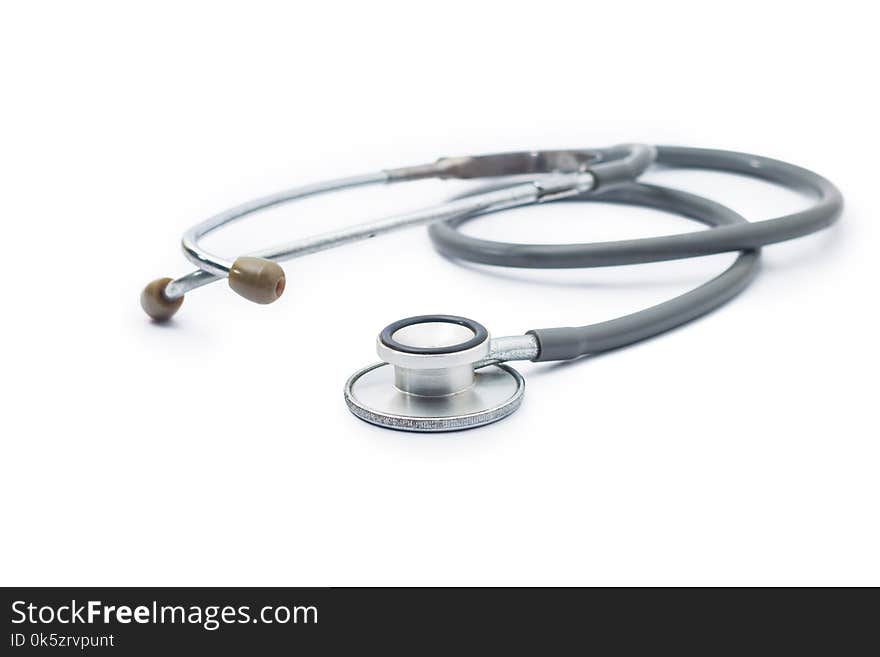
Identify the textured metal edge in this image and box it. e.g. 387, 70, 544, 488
343, 362, 525, 433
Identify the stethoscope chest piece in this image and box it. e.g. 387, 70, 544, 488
344, 315, 525, 432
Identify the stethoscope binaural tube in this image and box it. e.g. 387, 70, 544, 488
140, 144, 656, 320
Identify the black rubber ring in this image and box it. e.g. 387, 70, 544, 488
379, 315, 488, 355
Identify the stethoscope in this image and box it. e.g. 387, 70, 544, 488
142, 145, 843, 432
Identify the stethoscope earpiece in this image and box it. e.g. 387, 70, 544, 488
141, 256, 285, 321
227, 257, 286, 305
141, 277, 184, 322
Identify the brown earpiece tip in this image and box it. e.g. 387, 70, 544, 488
228, 257, 286, 304
141, 277, 184, 321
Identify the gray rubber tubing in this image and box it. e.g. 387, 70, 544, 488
429, 146, 842, 268
427, 146, 842, 361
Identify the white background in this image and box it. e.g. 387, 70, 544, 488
2, 1, 877, 586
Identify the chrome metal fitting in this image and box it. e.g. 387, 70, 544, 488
376, 315, 490, 396
385, 149, 602, 182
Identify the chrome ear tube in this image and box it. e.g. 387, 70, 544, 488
139, 147, 643, 321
